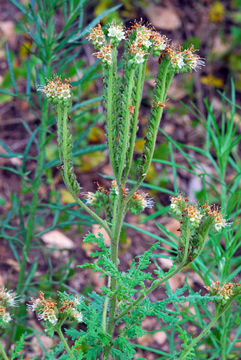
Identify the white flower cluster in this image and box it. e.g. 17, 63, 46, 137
169, 47, 205, 72
151, 32, 167, 52
96, 44, 113, 65
202, 205, 227, 232
37, 76, 71, 105
85, 192, 96, 205
28, 292, 58, 326
108, 24, 125, 42
133, 191, 154, 211
88, 23, 106, 48
0, 288, 18, 326
170, 195, 186, 216
28, 292, 83, 327
186, 205, 202, 227
212, 211, 226, 232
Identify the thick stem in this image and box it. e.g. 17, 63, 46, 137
103, 195, 126, 359
56, 104, 63, 164
220, 313, 228, 360
57, 327, 75, 359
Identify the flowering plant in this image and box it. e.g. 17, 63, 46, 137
33, 21, 240, 360
1, 21, 240, 360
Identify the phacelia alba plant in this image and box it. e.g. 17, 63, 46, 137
1, 21, 239, 360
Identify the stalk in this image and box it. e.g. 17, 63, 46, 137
103, 189, 126, 359
56, 327, 75, 360
179, 313, 221, 360
102, 276, 111, 332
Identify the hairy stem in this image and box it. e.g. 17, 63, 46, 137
141, 57, 170, 178
61, 106, 112, 238
102, 276, 111, 332
106, 49, 118, 179
57, 327, 75, 359
118, 67, 135, 185
103, 190, 126, 359
122, 61, 146, 183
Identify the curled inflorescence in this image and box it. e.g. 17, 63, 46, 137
170, 195, 227, 233
205, 281, 241, 305
88, 22, 204, 71
28, 292, 83, 327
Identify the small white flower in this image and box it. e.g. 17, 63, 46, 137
108, 25, 125, 42
73, 296, 81, 306
135, 50, 146, 64
47, 314, 58, 326
72, 310, 83, 322
85, 192, 96, 205
2, 312, 11, 323
214, 219, 226, 232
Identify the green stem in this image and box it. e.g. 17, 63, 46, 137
106, 52, 118, 179
116, 263, 184, 322
118, 67, 135, 185
179, 313, 220, 360
57, 104, 63, 164
103, 193, 126, 359
141, 58, 170, 178
57, 327, 75, 359
102, 276, 111, 332
61, 106, 112, 238
122, 61, 146, 184
220, 313, 228, 360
